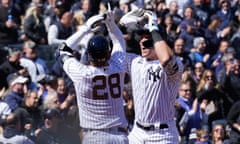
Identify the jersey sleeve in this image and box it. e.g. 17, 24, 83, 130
63, 57, 86, 83
163, 56, 183, 81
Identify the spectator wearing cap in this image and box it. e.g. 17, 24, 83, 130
48, 11, 74, 47
44, 0, 67, 32
0, 48, 28, 89
36, 108, 80, 144
14, 90, 43, 142
22, 1, 47, 44
20, 40, 49, 84
178, 18, 203, 53
4, 74, 28, 111
0, 113, 34, 144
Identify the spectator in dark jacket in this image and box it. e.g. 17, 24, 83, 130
0, 0, 21, 45
227, 100, 240, 144
0, 48, 28, 89
14, 90, 43, 142
23, 2, 47, 44
0, 113, 34, 144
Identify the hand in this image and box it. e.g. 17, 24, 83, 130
119, 8, 145, 28
104, 3, 114, 24
144, 11, 158, 32
85, 13, 105, 32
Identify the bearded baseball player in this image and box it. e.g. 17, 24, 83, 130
57, 7, 130, 143
121, 10, 184, 143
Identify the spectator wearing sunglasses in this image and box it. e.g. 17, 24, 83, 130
196, 69, 231, 129
175, 80, 208, 144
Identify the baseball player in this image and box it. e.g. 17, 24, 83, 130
121, 10, 184, 143
57, 8, 129, 144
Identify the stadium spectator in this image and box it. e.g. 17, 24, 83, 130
36, 108, 80, 144
173, 38, 193, 70
176, 80, 208, 143
0, 0, 21, 46
14, 90, 43, 142
22, 2, 47, 44
0, 48, 28, 89
210, 122, 230, 144
4, 74, 28, 111
196, 69, 230, 129
48, 11, 73, 47
20, 40, 49, 84
217, 53, 240, 105
188, 37, 211, 67
227, 100, 240, 144
0, 113, 34, 144
193, 62, 205, 85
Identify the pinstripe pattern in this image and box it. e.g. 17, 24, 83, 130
126, 54, 183, 143
62, 17, 128, 128
62, 21, 128, 143
128, 121, 179, 144
63, 55, 127, 129
130, 57, 183, 123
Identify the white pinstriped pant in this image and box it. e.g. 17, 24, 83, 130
81, 127, 128, 144
128, 120, 179, 144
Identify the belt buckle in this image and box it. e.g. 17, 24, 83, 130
149, 125, 155, 131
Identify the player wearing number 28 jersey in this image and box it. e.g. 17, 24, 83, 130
58, 11, 128, 143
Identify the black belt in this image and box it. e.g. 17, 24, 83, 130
136, 122, 168, 131
82, 127, 128, 133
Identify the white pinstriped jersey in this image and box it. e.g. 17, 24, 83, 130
126, 54, 183, 124
63, 25, 128, 129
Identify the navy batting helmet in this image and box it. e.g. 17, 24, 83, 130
86, 35, 111, 63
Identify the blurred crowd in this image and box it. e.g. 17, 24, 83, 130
0, 0, 240, 143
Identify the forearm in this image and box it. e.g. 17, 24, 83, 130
152, 30, 173, 66
65, 25, 90, 49
106, 20, 126, 54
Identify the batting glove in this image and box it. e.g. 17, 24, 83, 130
85, 13, 105, 32
144, 11, 159, 32
119, 8, 145, 28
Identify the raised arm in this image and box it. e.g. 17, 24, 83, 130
104, 5, 126, 55
144, 11, 173, 66
57, 13, 106, 61
144, 11, 183, 76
